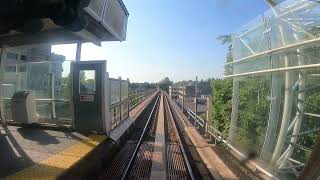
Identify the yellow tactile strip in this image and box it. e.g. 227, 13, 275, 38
4, 134, 107, 180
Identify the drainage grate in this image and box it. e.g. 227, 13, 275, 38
128, 142, 154, 180
101, 142, 136, 180
167, 143, 191, 180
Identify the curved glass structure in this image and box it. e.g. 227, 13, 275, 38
225, 0, 320, 179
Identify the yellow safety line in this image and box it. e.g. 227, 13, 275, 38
5, 134, 107, 180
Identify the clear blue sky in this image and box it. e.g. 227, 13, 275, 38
52, 0, 269, 83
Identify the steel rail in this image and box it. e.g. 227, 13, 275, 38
120, 93, 160, 180
164, 94, 195, 180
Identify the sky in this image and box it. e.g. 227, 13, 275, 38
52, 0, 269, 83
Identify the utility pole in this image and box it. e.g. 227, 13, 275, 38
194, 76, 198, 127
181, 87, 184, 113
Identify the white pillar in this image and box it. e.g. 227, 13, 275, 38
0, 48, 6, 123
261, 56, 282, 159
49, 63, 56, 119
206, 96, 212, 137
271, 25, 294, 164
75, 42, 82, 62
228, 79, 239, 144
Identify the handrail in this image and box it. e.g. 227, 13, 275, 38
186, 108, 205, 127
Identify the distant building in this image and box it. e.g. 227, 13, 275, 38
169, 86, 178, 100
1, 45, 66, 96
178, 85, 195, 99
2, 45, 65, 65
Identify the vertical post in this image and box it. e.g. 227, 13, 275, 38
75, 42, 82, 62
205, 96, 212, 138
15, 64, 21, 91
182, 87, 185, 113
49, 63, 56, 119
277, 31, 306, 168
195, 76, 198, 116
261, 55, 282, 159
194, 76, 198, 128
119, 77, 122, 124
105, 72, 112, 133
228, 79, 239, 144
271, 25, 294, 165
0, 48, 6, 123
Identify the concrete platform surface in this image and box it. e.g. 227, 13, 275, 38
0, 125, 108, 179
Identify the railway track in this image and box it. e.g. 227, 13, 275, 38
100, 92, 194, 180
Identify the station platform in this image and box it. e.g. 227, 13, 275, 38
0, 125, 116, 179
0, 92, 158, 179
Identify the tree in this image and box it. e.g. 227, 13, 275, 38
209, 34, 234, 137
217, 34, 233, 74
158, 77, 172, 92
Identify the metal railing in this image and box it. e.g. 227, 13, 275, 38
174, 98, 278, 180
110, 99, 129, 129
129, 89, 155, 110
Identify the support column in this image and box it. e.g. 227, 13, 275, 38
195, 76, 198, 116
181, 87, 185, 113
261, 57, 282, 159
277, 33, 306, 168
0, 48, 7, 123
49, 63, 56, 119
205, 96, 212, 138
228, 79, 239, 144
271, 24, 294, 165
75, 42, 82, 62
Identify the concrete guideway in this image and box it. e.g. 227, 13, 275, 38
150, 94, 166, 179
111, 91, 159, 143
102, 92, 192, 180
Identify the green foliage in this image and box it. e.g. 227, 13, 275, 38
211, 34, 234, 137
210, 78, 233, 137
236, 77, 270, 152
216, 35, 232, 45
158, 77, 172, 92
198, 112, 207, 121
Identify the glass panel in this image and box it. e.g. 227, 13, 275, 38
230, 0, 320, 77
7, 52, 18, 60
110, 79, 120, 105
55, 101, 72, 119
29, 62, 50, 99
228, 68, 320, 179
1, 61, 72, 122
79, 70, 96, 94
121, 101, 128, 121
121, 81, 128, 101
233, 76, 271, 155
54, 61, 72, 120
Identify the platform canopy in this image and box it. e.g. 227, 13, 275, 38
0, 0, 129, 47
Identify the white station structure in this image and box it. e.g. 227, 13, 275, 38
0, 0, 130, 135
